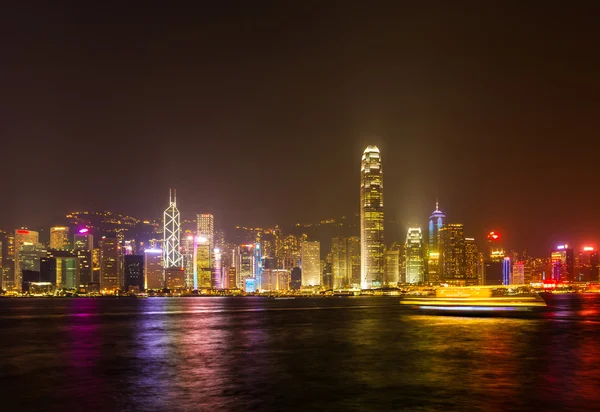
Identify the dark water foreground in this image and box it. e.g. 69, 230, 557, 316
0, 294, 599, 412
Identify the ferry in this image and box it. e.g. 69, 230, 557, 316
400, 286, 547, 316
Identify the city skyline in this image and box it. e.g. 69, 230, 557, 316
2, 3, 599, 257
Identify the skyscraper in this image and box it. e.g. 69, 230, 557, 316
100, 237, 119, 291
464, 238, 479, 285
551, 245, 574, 282
347, 236, 361, 287
73, 228, 94, 251
75, 249, 92, 289
195, 237, 212, 289
124, 255, 144, 292
300, 241, 320, 287
577, 247, 598, 282
49, 227, 70, 250
360, 145, 384, 289
405, 228, 424, 284
163, 189, 183, 269
197, 214, 215, 250
503, 257, 512, 285
331, 237, 348, 289
14, 229, 40, 291
427, 201, 445, 283
384, 249, 400, 286
512, 261, 525, 284
144, 248, 163, 290
440, 224, 466, 285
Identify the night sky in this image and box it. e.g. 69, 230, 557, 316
2, 2, 599, 254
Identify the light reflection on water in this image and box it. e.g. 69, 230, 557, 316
0, 295, 599, 411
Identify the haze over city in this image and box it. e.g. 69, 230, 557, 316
3, 2, 600, 256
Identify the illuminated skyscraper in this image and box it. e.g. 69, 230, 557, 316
254, 242, 263, 289
384, 249, 400, 286
124, 255, 144, 292
212, 247, 223, 289
14, 229, 40, 291
331, 237, 348, 289
577, 247, 598, 282
360, 145, 384, 289
512, 261, 525, 284
75, 249, 92, 288
165, 267, 185, 290
100, 237, 120, 291
301, 241, 320, 287
440, 224, 466, 285
464, 238, 479, 285
195, 237, 212, 289
503, 257, 512, 285
73, 228, 94, 251
551, 244, 574, 282
163, 189, 183, 269
49, 227, 70, 250
347, 236, 361, 287
486, 231, 504, 261
144, 249, 163, 290
181, 233, 195, 289
235, 244, 255, 288
261, 269, 290, 291
405, 228, 424, 284
427, 201, 445, 283
197, 214, 215, 250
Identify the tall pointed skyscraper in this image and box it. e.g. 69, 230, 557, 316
360, 145, 384, 289
164, 189, 183, 269
427, 201, 445, 283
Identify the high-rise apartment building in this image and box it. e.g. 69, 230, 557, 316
49, 227, 70, 250
428, 201, 445, 283
440, 224, 466, 285
301, 241, 320, 287
100, 237, 120, 291
144, 249, 163, 290
405, 228, 424, 284
360, 145, 384, 289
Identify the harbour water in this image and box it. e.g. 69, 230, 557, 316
0, 294, 599, 411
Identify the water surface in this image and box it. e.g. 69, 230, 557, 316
1, 294, 599, 411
